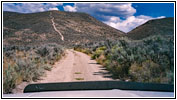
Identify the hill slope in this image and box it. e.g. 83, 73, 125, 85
127, 18, 174, 40
3, 11, 124, 46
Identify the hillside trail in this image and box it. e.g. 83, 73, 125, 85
50, 12, 64, 41
37, 49, 113, 83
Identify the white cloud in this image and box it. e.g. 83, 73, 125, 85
72, 3, 166, 33
63, 3, 144, 32
104, 15, 166, 32
108, 16, 121, 23
50, 3, 63, 6
75, 3, 136, 20
63, 5, 77, 12
157, 16, 166, 19
49, 7, 59, 11
3, 3, 61, 13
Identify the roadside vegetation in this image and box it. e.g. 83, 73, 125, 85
3, 43, 64, 93
74, 35, 174, 84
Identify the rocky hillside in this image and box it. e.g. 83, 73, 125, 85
3, 11, 124, 46
127, 18, 174, 40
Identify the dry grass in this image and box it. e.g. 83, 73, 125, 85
74, 72, 82, 74
75, 78, 84, 80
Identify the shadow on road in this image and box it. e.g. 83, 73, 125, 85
88, 62, 100, 64
93, 71, 113, 79
88, 62, 114, 79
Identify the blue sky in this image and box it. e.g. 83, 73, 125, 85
3, 3, 174, 32
132, 3, 174, 17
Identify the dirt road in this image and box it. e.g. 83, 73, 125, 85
12, 49, 112, 93
38, 49, 112, 83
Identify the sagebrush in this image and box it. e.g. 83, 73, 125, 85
3, 44, 64, 93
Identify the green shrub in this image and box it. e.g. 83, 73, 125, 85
43, 64, 52, 71
3, 65, 17, 93
129, 60, 161, 83
3, 44, 64, 93
14, 58, 45, 82
36, 46, 49, 57
91, 46, 106, 59
76, 36, 174, 84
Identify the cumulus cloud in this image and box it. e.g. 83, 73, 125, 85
157, 16, 166, 19
63, 5, 77, 12
3, 3, 62, 13
104, 15, 166, 32
70, 3, 165, 32
50, 3, 63, 6
49, 7, 59, 11
75, 3, 136, 20
63, 3, 151, 32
